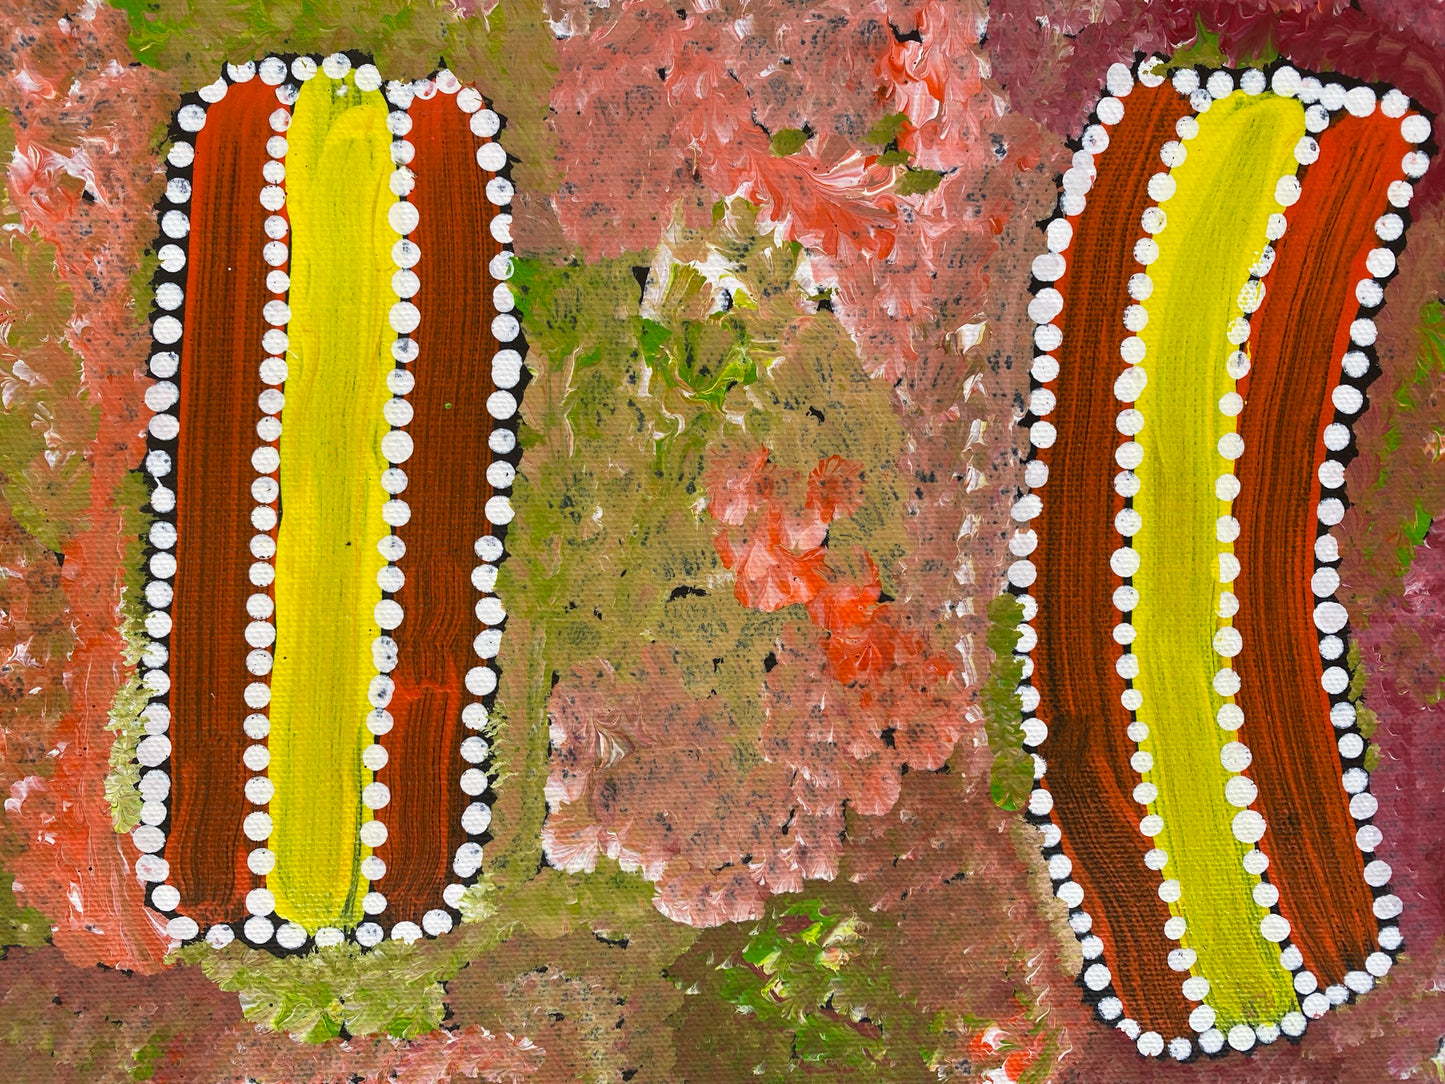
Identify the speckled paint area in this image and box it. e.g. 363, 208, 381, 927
0, 0, 1444, 1080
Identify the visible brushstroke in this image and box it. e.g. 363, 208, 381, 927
1030, 79, 1197, 1040
269, 72, 395, 932
1131, 90, 1304, 1027
1234, 113, 1407, 987
375, 91, 500, 925
167, 80, 281, 925
0, 0, 174, 973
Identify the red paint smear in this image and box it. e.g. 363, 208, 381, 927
1031, 82, 1196, 1038
0, 0, 174, 971
1234, 113, 1407, 986
167, 79, 276, 925
376, 93, 500, 924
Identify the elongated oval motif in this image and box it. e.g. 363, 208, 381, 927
1014, 57, 1430, 1057
133, 55, 521, 953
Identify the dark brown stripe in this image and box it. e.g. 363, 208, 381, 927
375, 92, 499, 923
1234, 113, 1405, 986
168, 79, 273, 925
1034, 82, 1196, 1037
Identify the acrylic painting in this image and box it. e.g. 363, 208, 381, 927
1, 0, 1444, 1081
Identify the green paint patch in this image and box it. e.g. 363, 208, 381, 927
0, 867, 48, 952
670, 898, 900, 1076
864, 112, 909, 145
983, 593, 1030, 811
1390, 301, 1445, 573
770, 127, 811, 156
896, 168, 942, 196
105, 471, 154, 833
1166, 15, 1279, 71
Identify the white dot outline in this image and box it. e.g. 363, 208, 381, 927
1014, 55, 1210, 1059
1205, 93, 1321, 1017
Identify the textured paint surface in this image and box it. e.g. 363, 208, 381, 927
1233, 113, 1405, 986
6, 0, 1445, 1078
168, 78, 272, 926
373, 92, 498, 924
1031, 80, 1195, 1039
1131, 91, 1304, 1026
268, 73, 394, 931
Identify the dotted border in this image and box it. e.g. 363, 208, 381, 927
133, 53, 524, 954
1011, 57, 1436, 1058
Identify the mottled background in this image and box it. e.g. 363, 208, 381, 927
2, 0, 1445, 1080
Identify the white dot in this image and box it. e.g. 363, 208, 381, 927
1027, 788, 1053, 816
462, 802, 493, 834
474, 141, 508, 172
1083, 962, 1111, 991
150, 884, 180, 911
381, 430, 414, 464
1314, 600, 1348, 634
360, 819, 389, 847
164, 916, 199, 941
1345, 86, 1377, 116
391, 921, 423, 943
1112, 364, 1148, 402
1217, 553, 1240, 583
1213, 627, 1242, 658
471, 109, 501, 139
1232, 809, 1267, 843
244, 776, 274, 805
1259, 912, 1291, 942
243, 812, 273, 840
243, 916, 274, 944
1363, 859, 1392, 887
389, 301, 421, 335
492, 313, 521, 342
388, 201, 420, 236
1225, 775, 1257, 807
355, 64, 382, 92
246, 887, 276, 916
485, 495, 514, 525
1344, 970, 1374, 994
486, 177, 514, 206
1374, 894, 1403, 920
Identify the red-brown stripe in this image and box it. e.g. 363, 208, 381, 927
1033, 82, 1196, 1037
373, 92, 499, 922
168, 78, 274, 924
1233, 113, 1406, 985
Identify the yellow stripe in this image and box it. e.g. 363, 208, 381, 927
1132, 90, 1304, 1028
268, 73, 394, 932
